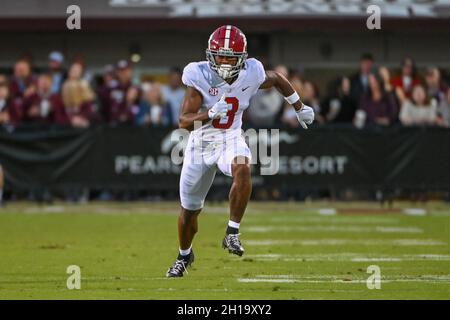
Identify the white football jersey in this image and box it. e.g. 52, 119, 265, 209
182, 58, 266, 141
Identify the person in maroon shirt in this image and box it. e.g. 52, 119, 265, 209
22, 73, 65, 125
358, 73, 398, 126
59, 79, 99, 127
96, 64, 118, 122
391, 57, 421, 99
102, 60, 139, 125
0, 75, 23, 126
9, 59, 37, 102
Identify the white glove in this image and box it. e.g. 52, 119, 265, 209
295, 105, 315, 129
208, 94, 229, 119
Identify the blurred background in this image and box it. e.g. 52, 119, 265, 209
0, 0, 449, 205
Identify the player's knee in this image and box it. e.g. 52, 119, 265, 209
181, 207, 200, 215
180, 208, 200, 222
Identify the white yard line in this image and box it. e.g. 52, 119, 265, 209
245, 217, 401, 224
246, 239, 446, 246
375, 226, 423, 233
318, 208, 337, 215
238, 274, 450, 284
403, 208, 427, 216
237, 278, 450, 284
244, 253, 450, 262
238, 279, 300, 283
245, 225, 423, 233
255, 274, 450, 280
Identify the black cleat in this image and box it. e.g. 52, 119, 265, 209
222, 233, 245, 256
166, 251, 195, 278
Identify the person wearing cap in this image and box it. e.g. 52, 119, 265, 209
96, 64, 118, 122
115, 59, 133, 88
48, 51, 67, 94
103, 64, 118, 89
101, 59, 139, 125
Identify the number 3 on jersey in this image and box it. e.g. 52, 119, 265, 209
212, 97, 239, 129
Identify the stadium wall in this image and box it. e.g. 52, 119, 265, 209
0, 126, 449, 197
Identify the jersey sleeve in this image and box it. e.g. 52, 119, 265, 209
182, 62, 199, 89
247, 58, 266, 87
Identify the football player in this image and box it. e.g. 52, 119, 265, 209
166, 25, 314, 277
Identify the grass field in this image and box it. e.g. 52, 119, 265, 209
0, 201, 449, 299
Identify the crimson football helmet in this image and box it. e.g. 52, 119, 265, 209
206, 25, 248, 80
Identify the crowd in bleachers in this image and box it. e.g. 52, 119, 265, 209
1, 51, 450, 130
0, 52, 181, 130
249, 54, 450, 129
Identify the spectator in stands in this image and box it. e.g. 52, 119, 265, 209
116, 59, 134, 88
247, 65, 287, 127
0, 75, 23, 127
437, 87, 450, 127
22, 73, 65, 125
135, 82, 167, 126
134, 83, 151, 126
425, 67, 447, 104
71, 55, 94, 84
67, 61, 84, 81
350, 53, 374, 103
302, 80, 324, 124
321, 76, 357, 123
280, 68, 304, 128
9, 59, 36, 101
378, 66, 400, 122
275, 65, 289, 79
102, 60, 138, 125
47, 51, 67, 94
400, 84, 438, 126
96, 64, 118, 121
288, 68, 304, 84
161, 67, 184, 127
60, 79, 99, 128
125, 86, 141, 125
378, 66, 393, 93
391, 57, 421, 99
358, 73, 397, 127
102, 64, 117, 88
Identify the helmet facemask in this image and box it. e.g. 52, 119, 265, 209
206, 48, 248, 80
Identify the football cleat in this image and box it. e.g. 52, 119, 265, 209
222, 233, 245, 256
166, 251, 195, 278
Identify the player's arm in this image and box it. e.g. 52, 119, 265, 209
178, 87, 209, 131
259, 70, 304, 111
179, 87, 230, 131
259, 70, 314, 129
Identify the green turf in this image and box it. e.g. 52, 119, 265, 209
0, 201, 449, 299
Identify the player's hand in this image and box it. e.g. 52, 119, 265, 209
208, 94, 229, 119
296, 104, 315, 129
